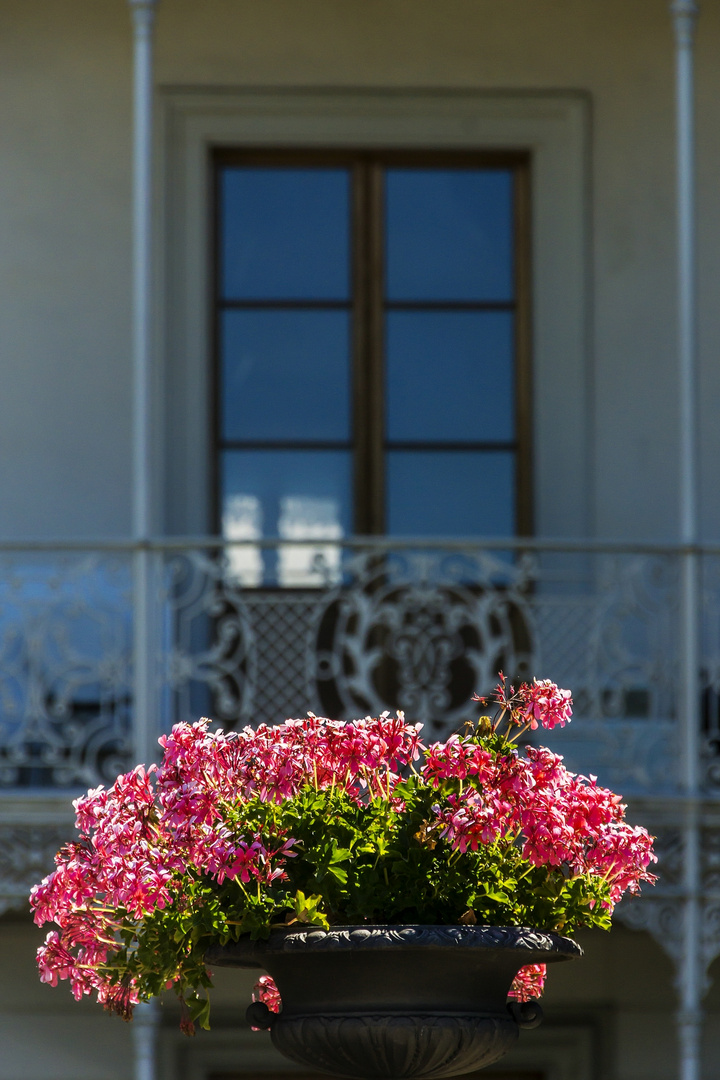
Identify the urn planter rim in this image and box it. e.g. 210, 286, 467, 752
205, 924, 582, 965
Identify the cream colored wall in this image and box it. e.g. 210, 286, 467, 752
0, 2, 133, 538
0, 915, 134, 1080
1, 0, 720, 540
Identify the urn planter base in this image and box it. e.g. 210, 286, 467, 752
206, 925, 582, 1080
270, 1011, 519, 1079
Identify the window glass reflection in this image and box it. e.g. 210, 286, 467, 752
223, 493, 264, 587
221, 168, 350, 300
386, 311, 514, 443
221, 310, 351, 441
386, 451, 515, 536
386, 169, 514, 302
222, 450, 352, 586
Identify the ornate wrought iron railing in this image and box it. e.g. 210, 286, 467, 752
1, 536, 719, 947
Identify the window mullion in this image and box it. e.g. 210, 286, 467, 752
366, 160, 385, 534
514, 160, 533, 537
351, 161, 369, 535
353, 160, 385, 535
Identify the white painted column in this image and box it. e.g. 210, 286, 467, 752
129, 0, 160, 768
133, 1000, 161, 1080
671, 4, 702, 1080
128, 3, 160, 1079
129, 0, 157, 544
673, 0, 699, 549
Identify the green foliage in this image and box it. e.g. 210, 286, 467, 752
241, 777, 612, 932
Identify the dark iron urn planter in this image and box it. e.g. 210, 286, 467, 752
205, 925, 582, 1079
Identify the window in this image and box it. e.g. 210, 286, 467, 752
213, 150, 531, 577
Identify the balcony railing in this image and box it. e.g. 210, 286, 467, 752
1, 536, 719, 912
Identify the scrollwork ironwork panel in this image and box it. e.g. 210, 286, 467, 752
614, 896, 685, 966
0, 554, 133, 789
161, 549, 255, 729
532, 552, 679, 792
309, 548, 533, 732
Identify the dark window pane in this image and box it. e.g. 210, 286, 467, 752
386, 311, 514, 443
386, 169, 513, 302
221, 168, 350, 300
221, 310, 351, 442
222, 449, 352, 539
386, 450, 515, 536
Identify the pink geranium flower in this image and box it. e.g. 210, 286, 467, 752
253, 975, 282, 1013
509, 964, 547, 1002
517, 679, 573, 730
494, 674, 573, 731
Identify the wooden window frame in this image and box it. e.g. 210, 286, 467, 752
212, 148, 532, 538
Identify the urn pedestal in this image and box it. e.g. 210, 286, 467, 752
205, 925, 581, 1079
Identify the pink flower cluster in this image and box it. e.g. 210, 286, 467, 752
493, 675, 573, 731
516, 679, 573, 730
253, 974, 282, 1013
423, 736, 494, 787
30, 713, 424, 1014
509, 963, 547, 1002
31, 766, 171, 1011
429, 741, 656, 906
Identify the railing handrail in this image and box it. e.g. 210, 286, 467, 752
1, 534, 720, 555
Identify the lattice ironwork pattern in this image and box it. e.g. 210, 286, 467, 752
0, 543, 685, 792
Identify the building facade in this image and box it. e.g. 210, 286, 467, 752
1, 2, 719, 1079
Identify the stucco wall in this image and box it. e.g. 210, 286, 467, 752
0, 1, 719, 540
0, 2, 133, 538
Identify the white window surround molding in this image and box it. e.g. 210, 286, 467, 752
158, 88, 591, 538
